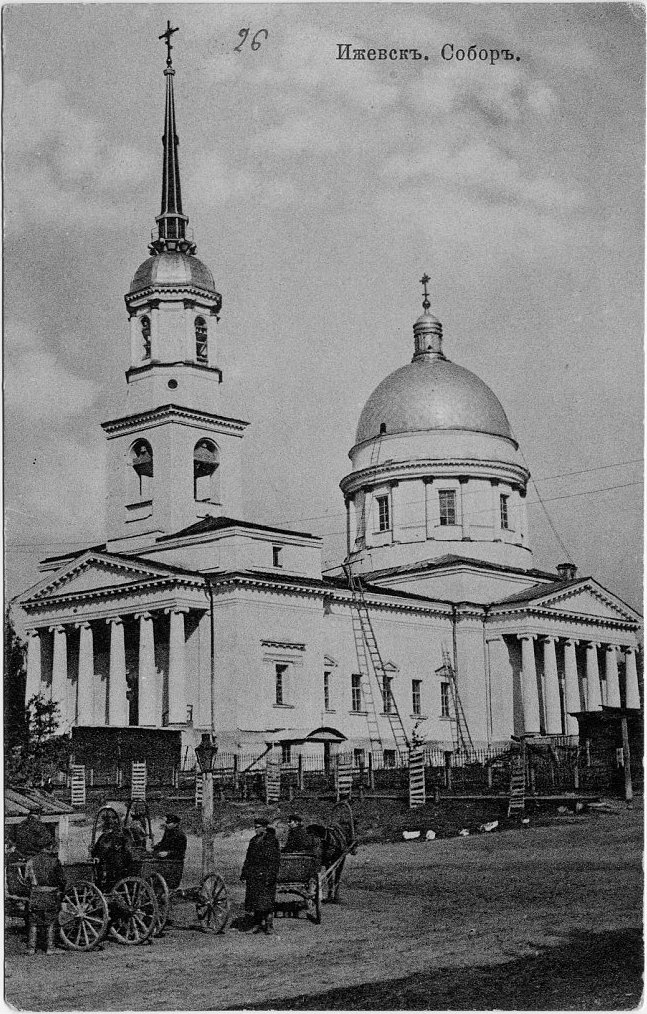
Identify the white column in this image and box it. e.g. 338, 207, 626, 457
25, 630, 43, 703
624, 648, 640, 710
542, 636, 562, 734
168, 609, 188, 726
518, 634, 541, 734
51, 625, 69, 730
605, 645, 621, 708
486, 636, 514, 739
137, 612, 157, 726
585, 642, 602, 711
563, 639, 580, 736
107, 618, 129, 727
77, 622, 94, 725
490, 481, 501, 539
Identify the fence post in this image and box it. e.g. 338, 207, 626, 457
298, 754, 304, 792
487, 764, 493, 790
233, 754, 239, 796
444, 751, 453, 792
368, 752, 375, 791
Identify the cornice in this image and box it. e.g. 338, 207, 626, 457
261, 639, 306, 651
487, 604, 640, 632
125, 284, 221, 308
126, 361, 223, 383
340, 457, 529, 495
101, 404, 249, 436
21, 575, 208, 612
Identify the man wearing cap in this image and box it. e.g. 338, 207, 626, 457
153, 814, 187, 863
283, 814, 316, 855
240, 819, 280, 934
25, 840, 67, 955
14, 812, 54, 859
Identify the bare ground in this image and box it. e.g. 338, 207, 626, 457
5, 803, 642, 1011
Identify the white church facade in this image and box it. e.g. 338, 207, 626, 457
16, 36, 642, 763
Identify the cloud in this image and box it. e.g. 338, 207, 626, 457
186, 152, 296, 209
5, 323, 99, 421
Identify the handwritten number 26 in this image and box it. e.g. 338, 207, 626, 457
235, 28, 269, 53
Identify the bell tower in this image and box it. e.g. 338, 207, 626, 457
102, 23, 248, 552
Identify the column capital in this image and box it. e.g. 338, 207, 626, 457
564, 638, 579, 648
586, 641, 601, 650
542, 634, 558, 644
623, 645, 637, 656
165, 607, 190, 616
517, 633, 536, 642
26, 628, 42, 639
135, 611, 154, 622
76, 620, 92, 630
605, 643, 619, 652
49, 624, 67, 634
106, 616, 125, 627
485, 635, 505, 644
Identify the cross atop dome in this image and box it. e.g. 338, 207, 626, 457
413, 272, 443, 360
159, 19, 179, 67
420, 273, 431, 312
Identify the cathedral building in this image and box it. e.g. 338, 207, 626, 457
16, 38, 641, 764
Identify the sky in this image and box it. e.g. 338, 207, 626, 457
3, 2, 644, 612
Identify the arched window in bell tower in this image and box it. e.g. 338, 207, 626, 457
194, 439, 219, 502
141, 316, 151, 360
130, 439, 153, 500
195, 316, 208, 364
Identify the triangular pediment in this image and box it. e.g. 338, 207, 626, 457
523, 580, 640, 623
20, 551, 191, 604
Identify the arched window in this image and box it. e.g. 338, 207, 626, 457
195, 317, 208, 364
194, 439, 219, 501
130, 439, 153, 499
141, 316, 151, 360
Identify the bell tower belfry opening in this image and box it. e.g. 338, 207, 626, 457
102, 24, 248, 551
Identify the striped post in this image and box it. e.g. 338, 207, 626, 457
266, 759, 281, 804
131, 761, 147, 801
70, 765, 86, 807
508, 744, 525, 817
195, 773, 203, 808
335, 757, 353, 801
408, 749, 426, 809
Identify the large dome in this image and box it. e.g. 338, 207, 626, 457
355, 355, 514, 445
130, 252, 216, 294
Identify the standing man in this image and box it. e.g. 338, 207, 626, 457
25, 840, 67, 955
240, 818, 280, 935
153, 814, 188, 862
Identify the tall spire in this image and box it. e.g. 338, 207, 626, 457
149, 21, 196, 255
412, 273, 444, 360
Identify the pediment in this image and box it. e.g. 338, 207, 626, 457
531, 581, 639, 623
21, 552, 185, 604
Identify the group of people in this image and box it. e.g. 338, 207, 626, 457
9, 809, 188, 955
240, 813, 318, 935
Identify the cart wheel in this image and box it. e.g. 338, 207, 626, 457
305, 876, 321, 924
58, 881, 109, 951
109, 876, 158, 945
148, 872, 170, 936
195, 874, 229, 934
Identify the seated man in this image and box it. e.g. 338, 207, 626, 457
91, 812, 133, 891
14, 813, 54, 859
282, 814, 316, 855
153, 813, 187, 860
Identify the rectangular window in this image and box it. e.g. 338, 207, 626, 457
440, 681, 451, 718
272, 546, 283, 568
281, 743, 292, 764
376, 494, 391, 532
351, 674, 362, 712
275, 663, 288, 705
383, 749, 396, 768
354, 748, 365, 768
412, 679, 422, 716
382, 676, 393, 714
439, 490, 457, 526
324, 670, 331, 711
500, 494, 510, 530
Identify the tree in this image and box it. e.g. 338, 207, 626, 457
6, 693, 71, 787
4, 610, 28, 751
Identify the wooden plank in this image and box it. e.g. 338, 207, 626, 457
131, 761, 147, 801
266, 760, 281, 804
408, 749, 426, 809
70, 765, 86, 808
335, 758, 353, 801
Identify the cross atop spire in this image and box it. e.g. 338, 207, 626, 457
149, 22, 196, 255
420, 273, 431, 312
159, 20, 179, 67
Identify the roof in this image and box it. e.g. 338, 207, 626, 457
492, 578, 585, 606
5, 787, 76, 819
360, 554, 558, 583
41, 543, 107, 565
155, 515, 321, 543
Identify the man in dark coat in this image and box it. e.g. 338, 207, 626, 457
283, 814, 316, 855
14, 813, 54, 859
240, 819, 280, 934
91, 812, 133, 891
152, 814, 187, 862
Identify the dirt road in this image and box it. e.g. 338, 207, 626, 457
5, 805, 642, 1011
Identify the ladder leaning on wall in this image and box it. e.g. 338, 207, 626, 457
440, 645, 476, 760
